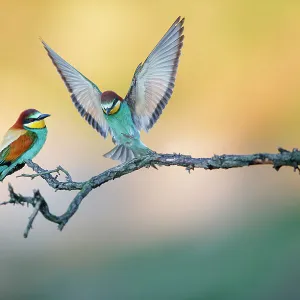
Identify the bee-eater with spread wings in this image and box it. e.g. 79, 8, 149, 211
42, 17, 184, 163
0, 109, 50, 181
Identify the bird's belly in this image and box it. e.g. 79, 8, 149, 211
108, 115, 139, 145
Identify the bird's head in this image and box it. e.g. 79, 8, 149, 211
13, 109, 51, 131
101, 91, 123, 115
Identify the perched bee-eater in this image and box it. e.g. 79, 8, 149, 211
42, 17, 184, 163
0, 109, 50, 181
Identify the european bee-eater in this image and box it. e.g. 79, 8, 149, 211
42, 17, 184, 163
0, 109, 50, 181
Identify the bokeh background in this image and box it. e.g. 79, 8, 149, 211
1, 0, 300, 299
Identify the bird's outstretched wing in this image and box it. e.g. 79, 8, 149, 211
42, 41, 109, 138
125, 17, 184, 131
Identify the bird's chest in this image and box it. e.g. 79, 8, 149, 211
22, 129, 48, 160
105, 105, 139, 143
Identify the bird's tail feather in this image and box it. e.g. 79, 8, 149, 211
0, 163, 25, 182
103, 145, 151, 163
0, 165, 8, 182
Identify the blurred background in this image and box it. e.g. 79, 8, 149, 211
0, 0, 300, 299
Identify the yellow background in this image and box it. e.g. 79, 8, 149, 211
0, 0, 300, 298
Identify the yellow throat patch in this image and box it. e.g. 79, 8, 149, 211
108, 101, 121, 115
26, 119, 46, 129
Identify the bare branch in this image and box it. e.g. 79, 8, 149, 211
17, 165, 73, 182
24, 199, 42, 238
2, 147, 300, 237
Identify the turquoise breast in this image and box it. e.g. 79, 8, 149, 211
105, 102, 140, 145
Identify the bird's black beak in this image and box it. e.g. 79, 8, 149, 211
38, 113, 51, 120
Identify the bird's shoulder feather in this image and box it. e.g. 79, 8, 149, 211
0, 129, 27, 153
0, 130, 35, 164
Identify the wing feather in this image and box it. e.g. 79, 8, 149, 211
0, 129, 26, 153
125, 17, 184, 131
42, 41, 109, 138
0, 131, 34, 165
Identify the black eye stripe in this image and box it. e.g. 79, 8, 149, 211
24, 118, 37, 124
110, 98, 119, 109
102, 99, 120, 113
